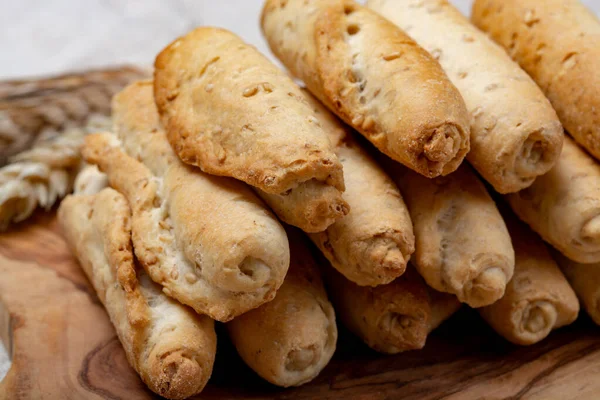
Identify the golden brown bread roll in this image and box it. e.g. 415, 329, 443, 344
154, 27, 345, 198
297, 90, 414, 286
552, 251, 600, 326
261, 0, 470, 178
383, 161, 514, 307
325, 265, 460, 354
227, 229, 337, 387
82, 131, 289, 322
506, 137, 600, 264
58, 188, 216, 399
472, 0, 600, 160
479, 212, 579, 346
367, 0, 563, 194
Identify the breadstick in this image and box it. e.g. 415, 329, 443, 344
552, 251, 600, 326
479, 213, 579, 346
154, 27, 345, 198
261, 0, 470, 178
325, 265, 460, 354
294, 90, 414, 286
367, 0, 563, 194
506, 137, 600, 264
132, 80, 347, 233
472, 0, 600, 161
227, 229, 337, 387
58, 188, 216, 399
383, 161, 514, 307
82, 131, 289, 322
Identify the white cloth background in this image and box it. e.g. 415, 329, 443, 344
1, 0, 599, 381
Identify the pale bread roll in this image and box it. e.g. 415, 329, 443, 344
553, 251, 600, 326
384, 161, 514, 307
367, 0, 563, 194
506, 137, 600, 264
82, 131, 289, 322
261, 0, 470, 178
325, 265, 460, 354
227, 229, 337, 387
58, 188, 216, 399
479, 212, 579, 346
472, 0, 600, 161
154, 27, 346, 199
297, 90, 415, 286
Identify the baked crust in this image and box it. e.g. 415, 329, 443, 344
82, 132, 289, 322
261, 0, 470, 178
385, 162, 515, 308
227, 229, 337, 387
154, 27, 344, 194
58, 188, 216, 399
368, 0, 563, 193
473, 0, 600, 161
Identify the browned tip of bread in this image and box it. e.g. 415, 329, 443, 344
147, 349, 210, 400
302, 194, 350, 232
516, 300, 558, 346
81, 132, 115, 164
458, 254, 513, 308
374, 303, 429, 353
353, 236, 409, 287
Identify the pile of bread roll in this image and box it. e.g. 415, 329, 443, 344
56, 0, 600, 398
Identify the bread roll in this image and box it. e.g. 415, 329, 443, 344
58, 188, 216, 399
291, 90, 414, 286
261, 0, 470, 178
553, 251, 600, 326
154, 27, 345, 198
325, 265, 460, 354
479, 213, 579, 346
506, 137, 600, 264
82, 131, 289, 322
384, 161, 514, 307
472, 0, 600, 161
367, 0, 563, 194
227, 229, 337, 387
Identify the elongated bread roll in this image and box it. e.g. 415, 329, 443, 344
472, 0, 600, 161
384, 161, 514, 307
479, 213, 579, 346
506, 137, 600, 264
154, 27, 345, 198
261, 0, 470, 178
553, 251, 600, 326
82, 131, 289, 322
58, 188, 216, 399
296, 90, 415, 286
367, 0, 563, 194
227, 229, 337, 387
325, 265, 460, 354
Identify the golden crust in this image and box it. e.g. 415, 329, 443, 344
472, 0, 600, 161
325, 265, 460, 354
58, 188, 216, 399
368, 0, 563, 193
82, 132, 289, 322
478, 213, 579, 346
261, 0, 470, 178
385, 162, 515, 308
302, 90, 415, 286
227, 229, 337, 387
506, 137, 600, 264
153, 27, 345, 194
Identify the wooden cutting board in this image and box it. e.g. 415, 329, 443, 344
1, 211, 600, 399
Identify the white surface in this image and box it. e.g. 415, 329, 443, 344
1, 0, 599, 383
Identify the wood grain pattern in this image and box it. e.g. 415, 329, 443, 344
0, 211, 599, 400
